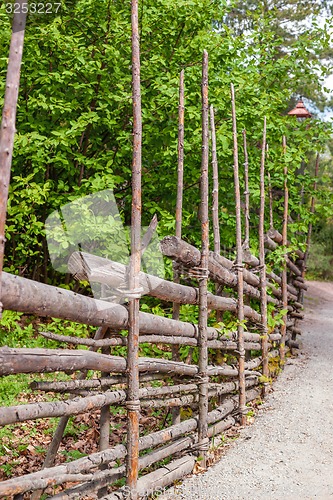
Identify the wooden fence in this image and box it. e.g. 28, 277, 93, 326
0, 2, 312, 499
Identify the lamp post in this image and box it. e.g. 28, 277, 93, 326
287, 97, 312, 180
287, 96, 313, 302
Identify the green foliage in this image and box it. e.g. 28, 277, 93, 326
267, 304, 288, 333
0, 0, 331, 283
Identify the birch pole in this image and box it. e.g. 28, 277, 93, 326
230, 84, 246, 425
210, 105, 223, 323
242, 129, 250, 249
210, 105, 220, 255
301, 153, 320, 288
197, 50, 209, 466
0, 1, 27, 316
172, 70, 185, 425
280, 135, 288, 365
267, 171, 274, 231
258, 118, 269, 388
126, 0, 142, 497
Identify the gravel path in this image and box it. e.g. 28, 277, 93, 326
162, 281, 333, 500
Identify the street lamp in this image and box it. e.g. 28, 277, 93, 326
287, 97, 312, 122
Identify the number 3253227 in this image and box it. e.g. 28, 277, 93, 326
5, 3, 61, 14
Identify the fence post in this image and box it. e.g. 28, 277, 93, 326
280, 135, 288, 366
0, 1, 27, 317
258, 117, 269, 391
242, 129, 250, 250
230, 83, 246, 425
172, 69, 185, 425
197, 50, 210, 467
126, 0, 142, 497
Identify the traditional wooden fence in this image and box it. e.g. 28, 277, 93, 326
0, 2, 312, 499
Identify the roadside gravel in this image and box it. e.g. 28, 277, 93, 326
162, 281, 333, 500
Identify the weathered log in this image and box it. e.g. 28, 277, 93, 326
293, 279, 308, 291
49, 467, 125, 500
214, 252, 294, 302
242, 248, 260, 267
212, 252, 259, 288
267, 229, 305, 260
264, 236, 302, 278
161, 236, 278, 305
288, 326, 302, 336
70, 253, 262, 324
0, 444, 127, 497
290, 311, 304, 319
53, 420, 246, 500
104, 456, 197, 500
0, 399, 236, 497
0, 387, 128, 426
269, 333, 282, 341
285, 256, 302, 277
267, 228, 283, 244
140, 378, 259, 408
3, 272, 257, 341
0, 346, 129, 376
286, 339, 300, 349
1, 348, 263, 427
267, 270, 298, 297
30, 373, 165, 393
40, 329, 264, 350
0, 346, 250, 380
291, 301, 303, 310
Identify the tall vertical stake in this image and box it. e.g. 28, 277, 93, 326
230, 83, 246, 425
210, 105, 223, 323
280, 135, 288, 366
267, 171, 274, 231
172, 69, 185, 425
301, 152, 320, 298
0, 2, 27, 317
198, 50, 209, 466
258, 117, 269, 390
210, 105, 220, 256
126, 0, 142, 497
242, 129, 250, 249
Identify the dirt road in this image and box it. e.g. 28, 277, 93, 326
163, 281, 333, 499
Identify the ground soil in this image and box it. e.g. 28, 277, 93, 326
163, 281, 333, 500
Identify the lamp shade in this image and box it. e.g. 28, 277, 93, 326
287, 98, 312, 119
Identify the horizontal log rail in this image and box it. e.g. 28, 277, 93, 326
0, 387, 264, 498
161, 236, 279, 305
1, 271, 261, 333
